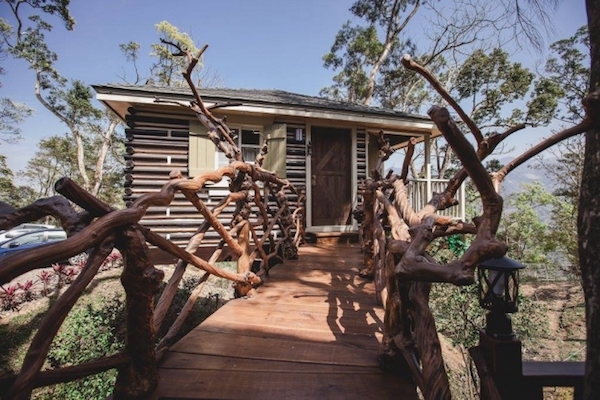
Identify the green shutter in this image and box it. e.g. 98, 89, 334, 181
188, 120, 216, 178
263, 123, 287, 178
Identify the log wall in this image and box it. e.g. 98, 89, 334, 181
124, 114, 307, 248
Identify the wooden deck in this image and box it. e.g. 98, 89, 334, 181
151, 244, 417, 399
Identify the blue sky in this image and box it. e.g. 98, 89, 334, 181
0, 0, 589, 176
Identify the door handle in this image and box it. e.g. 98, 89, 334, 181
311, 175, 316, 186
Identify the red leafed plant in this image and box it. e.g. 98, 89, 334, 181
37, 270, 54, 296
17, 280, 36, 302
1, 285, 21, 311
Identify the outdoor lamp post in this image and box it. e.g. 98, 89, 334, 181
476, 255, 526, 399
478, 255, 525, 338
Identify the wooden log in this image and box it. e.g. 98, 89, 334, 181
235, 221, 253, 297
0, 207, 144, 285
0, 195, 82, 234
113, 226, 164, 398
0, 353, 129, 396
155, 272, 210, 355
410, 282, 451, 400
152, 193, 243, 331
140, 226, 258, 284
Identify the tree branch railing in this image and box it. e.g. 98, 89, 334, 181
0, 41, 305, 399
356, 55, 600, 399
0, 159, 304, 399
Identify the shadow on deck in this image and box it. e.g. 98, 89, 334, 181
150, 244, 417, 399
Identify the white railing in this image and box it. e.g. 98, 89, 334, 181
406, 179, 465, 220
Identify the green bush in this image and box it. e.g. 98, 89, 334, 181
39, 296, 126, 400
23, 275, 227, 399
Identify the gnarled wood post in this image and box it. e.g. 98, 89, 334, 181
113, 226, 164, 399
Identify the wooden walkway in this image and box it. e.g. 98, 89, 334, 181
151, 244, 417, 399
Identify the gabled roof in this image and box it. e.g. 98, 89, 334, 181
93, 84, 437, 145
94, 84, 431, 121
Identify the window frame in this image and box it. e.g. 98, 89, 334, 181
215, 125, 263, 168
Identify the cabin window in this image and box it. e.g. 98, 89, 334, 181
216, 126, 262, 167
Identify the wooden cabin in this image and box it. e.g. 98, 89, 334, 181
94, 84, 463, 248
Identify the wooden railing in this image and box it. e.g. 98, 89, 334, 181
0, 162, 304, 399
353, 53, 600, 399
407, 178, 465, 220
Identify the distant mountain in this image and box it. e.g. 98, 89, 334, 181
497, 156, 555, 197
497, 156, 558, 222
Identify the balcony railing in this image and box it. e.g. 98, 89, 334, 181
407, 178, 466, 220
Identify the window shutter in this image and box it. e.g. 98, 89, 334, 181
188, 120, 216, 178
263, 123, 287, 178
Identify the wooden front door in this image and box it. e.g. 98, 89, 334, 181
311, 126, 352, 226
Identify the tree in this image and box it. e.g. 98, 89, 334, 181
22, 133, 124, 206
530, 27, 589, 272
0, 6, 33, 144
428, 47, 538, 179
0, 154, 36, 207
0, 98, 33, 144
579, 2, 600, 397
119, 21, 220, 88
321, 0, 422, 105
22, 135, 79, 198
323, 0, 566, 184
1, 0, 123, 200
497, 182, 558, 263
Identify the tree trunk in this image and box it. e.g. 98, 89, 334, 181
92, 118, 119, 196
579, 2, 600, 399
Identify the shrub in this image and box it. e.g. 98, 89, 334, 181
17, 280, 36, 302
40, 296, 126, 400
1, 285, 20, 311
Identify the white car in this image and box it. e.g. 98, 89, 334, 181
0, 229, 67, 259
0, 223, 57, 243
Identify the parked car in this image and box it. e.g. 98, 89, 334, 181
0, 223, 57, 243
0, 229, 67, 259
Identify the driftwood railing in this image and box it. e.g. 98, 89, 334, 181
0, 42, 305, 400
0, 166, 303, 398
356, 54, 600, 399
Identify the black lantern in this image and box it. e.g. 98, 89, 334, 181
477, 256, 525, 338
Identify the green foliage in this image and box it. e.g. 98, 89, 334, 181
120, 21, 206, 87
22, 131, 125, 206
23, 135, 80, 198
430, 284, 547, 349
529, 27, 589, 274
155, 275, 225, 342
430, 283, 483, 348
35, 274, 223, 399
497, 183, 556, 263
447, 234, 469, 257
150, 21, 201, 87
2, 0, 124, 200
0, 98, 33, 143
320, 0, 421, 105
531, 26, 589, 124
0, 154, 37, 207
428, 233, 548, 349
427, 234, 471, 263
1, 0, 73, 90
453, 48, 535, 128
42, 296, 125, 400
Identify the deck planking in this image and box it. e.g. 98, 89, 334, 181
151, 244, 417, 399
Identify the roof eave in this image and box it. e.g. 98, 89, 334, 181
94, 85, 435, 134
